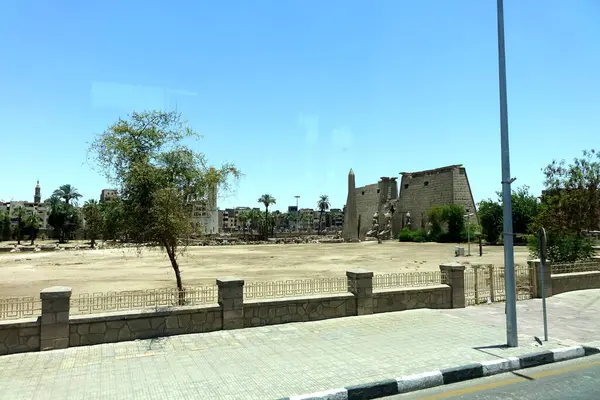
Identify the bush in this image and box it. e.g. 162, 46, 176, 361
527, 233, 594, 263
398, 228, 430, 243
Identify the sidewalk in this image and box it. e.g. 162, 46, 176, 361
1, 290, 599, 400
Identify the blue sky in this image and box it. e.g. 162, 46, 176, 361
1, 0, 599, 212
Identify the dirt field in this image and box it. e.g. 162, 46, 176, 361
0, 242, 531, 298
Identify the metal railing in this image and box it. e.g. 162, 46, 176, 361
243, 277, 349, 300
551, 261, 600, 275
373, 271, 444, 290
70, 286, 217, 315
464, 264, 534, 306
0, 296, 42, 321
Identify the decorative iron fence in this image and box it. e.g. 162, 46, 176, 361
243, 277, 349, 300
0, 296, 42, 321
373, 271, 444, 290
464, 264, 535, 306
70, 286, 217, 315
551, 261, 600, 274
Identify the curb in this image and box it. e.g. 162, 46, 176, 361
278, 345, 600, 400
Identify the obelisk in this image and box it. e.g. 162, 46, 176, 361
342, 168, 359, 242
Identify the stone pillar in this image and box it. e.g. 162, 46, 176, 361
439, 263, 465, 309
217, 277, 244, 330
528, 259, 552, 299
346, 268, 374, 315
39, 286, 71, 351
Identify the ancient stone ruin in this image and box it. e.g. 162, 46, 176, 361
343, 164, 477, 241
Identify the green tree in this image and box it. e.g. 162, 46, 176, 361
82, 199, 104, 248
529, 149, 599, 262
258, 194, 276, 239
236, 210, 249, 238
47, 199, 82, 243
99, 199, 125, 241
0, 212, 11, 241
477, 199, 503, 244
23, 211, 42, 245
441, 204, 466, 242
509, 185, 539, 234
11, 206, 26, 245
317, 194, 330, 235
88, 110, 240, 297
53, 184, 82, 205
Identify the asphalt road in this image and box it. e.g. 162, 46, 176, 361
387, 354, 600, 399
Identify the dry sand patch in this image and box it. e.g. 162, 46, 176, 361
0, 242, 531, 298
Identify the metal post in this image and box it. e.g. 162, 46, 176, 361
497, 0, 518, 347
539, 227, 549, 342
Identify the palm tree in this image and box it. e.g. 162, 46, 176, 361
53, 184, 82, 205
317, 194, 330, 235
24, 211, 42, 245
236, 211, 249, 239
11, 206, 26, 245
258, 194, 276, 239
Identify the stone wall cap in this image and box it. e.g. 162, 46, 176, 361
439, 263, 465, 271
346, 268, 374, 278
40, 286, 72, 299
216, 277, 245, 286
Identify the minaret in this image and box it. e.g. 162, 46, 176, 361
34, 180, 41, 204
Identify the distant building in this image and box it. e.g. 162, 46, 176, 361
189, 169, 219, 234
99, 189, 118, 203
0, 181, 50, 230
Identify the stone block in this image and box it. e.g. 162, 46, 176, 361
89, 322, 107, 334
128, 318, 151, 332
40, 286, 72, 300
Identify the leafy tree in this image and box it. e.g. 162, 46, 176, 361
82, 199, 104, 248
258, 194, 276, 239
99, 199, 125, 241
24, 211, 42, 245
11, 206, 26, 245
441, 204, 466, 242
88, 110, 240, 298
47, 199, 82, 243
529, 149, 599, 262
0, 212, 11, 241
317, 194, 330, 235
426, 206, 444, 239
236, 210, 249, 238
53, 184, 82, 205
509, 185, 539, 234
477, 199, 503, 244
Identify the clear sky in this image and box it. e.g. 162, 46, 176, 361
1, 0, 599, 212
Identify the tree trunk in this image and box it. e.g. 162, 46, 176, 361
264, 207, 269, 240
90, 238, 96, 249
319, 211, 324, 235
165, 244, 184, 305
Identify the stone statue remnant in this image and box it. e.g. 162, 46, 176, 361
366, 211, 381, 244
342, 168, 359, 242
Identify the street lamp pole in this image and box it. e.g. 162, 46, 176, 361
497, 0, 518, 347
295, 195, 300, 232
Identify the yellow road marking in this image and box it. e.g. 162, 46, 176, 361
418, 359, 600, 399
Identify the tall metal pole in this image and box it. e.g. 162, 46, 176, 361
497, 0, 518, 347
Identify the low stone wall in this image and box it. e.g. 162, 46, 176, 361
0, 319, 40, 355
1, 265, 468, 356
552, 271, 600, 295
243, 293, 356, 327
69, 305, 222, 347
373, 285, 452, 314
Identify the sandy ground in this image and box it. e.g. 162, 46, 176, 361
0, 241, 531, 298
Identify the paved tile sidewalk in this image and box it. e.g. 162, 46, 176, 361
1, 290, 599, 400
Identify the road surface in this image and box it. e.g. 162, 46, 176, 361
387, 354, 600, 399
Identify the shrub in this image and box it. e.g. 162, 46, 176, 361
398, 228, 430, 243
528, 233, 594, 263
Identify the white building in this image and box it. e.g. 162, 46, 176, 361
189, 177, 219, 235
